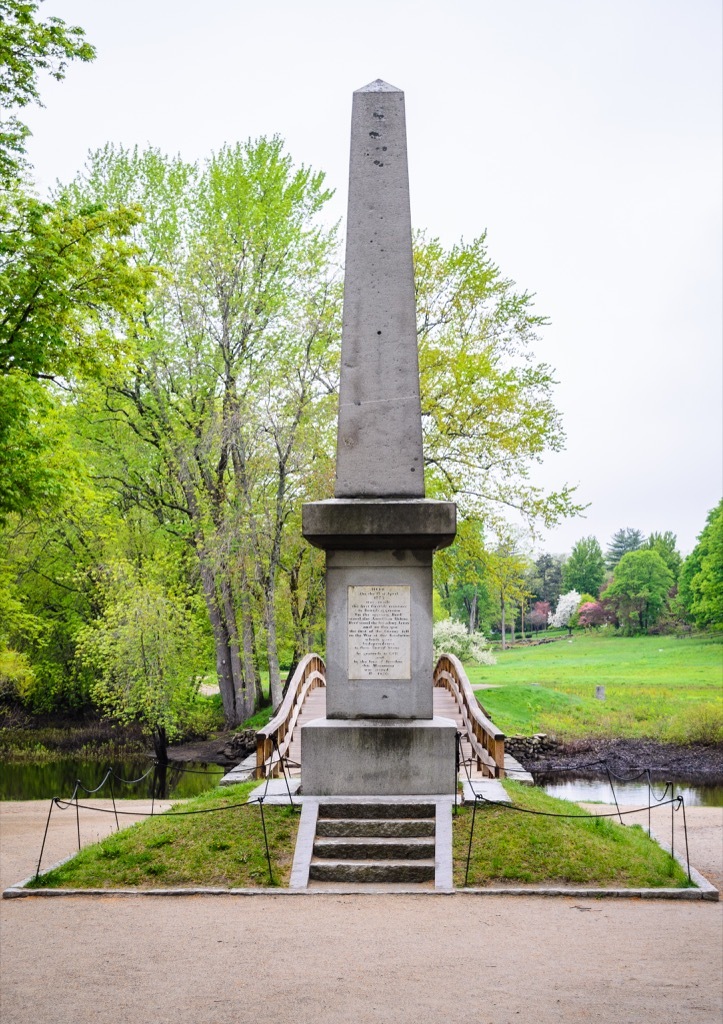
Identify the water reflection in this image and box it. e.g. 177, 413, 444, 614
538, 775, 723, 808
0, 758, 224, 801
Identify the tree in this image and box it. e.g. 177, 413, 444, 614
576, 601, 608, 628
484, 531, 531, 649
0, 4, 152, 523
528, 600, 550, 632
76, 562, 210, 762
645, 531, 682, 581
605, 550, 673, 633
415, 233, 585, 532
605, 528, 645, 570
433, 519, 495, 635
526, 552, 565, 607
66, 140, 340, 723
0, 0, 95, 183
562, 536, 605, 596
679, 501, 723, 628
551, 590, 581, 633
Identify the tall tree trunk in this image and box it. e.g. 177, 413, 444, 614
220, 576, 247, 721
238, 561, 258, 721
500, 598, 506, 651
198, 560, 239, 726
468, 589, 477, 635
264, 577, 282, 707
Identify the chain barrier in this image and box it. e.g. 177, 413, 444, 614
463, 790, 692, 887
32, 747, 302, 885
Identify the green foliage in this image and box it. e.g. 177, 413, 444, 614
0, 645, 34, 702
454, 781, 691, 888
605, 549, 673, 634
679, 500, 723, 629
526, 552, 565, 607
433, 519, 496, 634
605, 527, 645, 570
466, 632, 722, 742
645, 531, 682, 580
0, 0, 95, 183
0, 5, 151, 526
562, 536, 605, 596
66, 139, 340, 720
27, 782, 298, 889
0, 370, 81, 521
0, 191, 153, 381
415, 232, 584, 531
75, 561, 212, 757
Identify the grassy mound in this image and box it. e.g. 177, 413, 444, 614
27, 781, 299, 889
453, 781, 692, 888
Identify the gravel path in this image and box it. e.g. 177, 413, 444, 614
1, 800, 721, 1024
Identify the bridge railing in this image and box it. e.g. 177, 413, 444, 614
255, 653, 326, 779
434, 653, 505, 778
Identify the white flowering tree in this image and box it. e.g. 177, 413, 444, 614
432, 618, 497, 666
550, 590, 581, 633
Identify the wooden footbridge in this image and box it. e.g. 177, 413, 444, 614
232, 652, 510, 784
218, 653, 523, 889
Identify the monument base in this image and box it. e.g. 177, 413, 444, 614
300, 717, 457, 796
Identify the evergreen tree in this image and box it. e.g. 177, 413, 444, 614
605, 528, 645, 569
527, 552, 565, 606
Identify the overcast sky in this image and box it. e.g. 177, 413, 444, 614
23, 0, 722, 557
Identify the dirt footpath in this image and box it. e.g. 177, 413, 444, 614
1, 801, 722, 1024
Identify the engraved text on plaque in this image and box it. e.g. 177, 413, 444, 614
347, 585, 411, 679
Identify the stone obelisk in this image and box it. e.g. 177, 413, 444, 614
301, 80, 457, 796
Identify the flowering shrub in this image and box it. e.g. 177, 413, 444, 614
550, 590, 581, 629
433, 618, 496, 666
577, 601, 607, 627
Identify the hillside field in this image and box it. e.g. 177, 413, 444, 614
465, 633, 723, 743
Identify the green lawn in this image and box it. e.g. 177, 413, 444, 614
27, 781, 299, 889
465, 632, 723, 742
453, 781, 692, 888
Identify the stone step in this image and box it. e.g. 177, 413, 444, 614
318, 802, 436, 820
308, 859, 436, 884
313, 836, 435, 860
316, 817, 435, 838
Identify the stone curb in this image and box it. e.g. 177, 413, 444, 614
3, 884, 718, 900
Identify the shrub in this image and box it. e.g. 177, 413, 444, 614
433, 618, 496, 666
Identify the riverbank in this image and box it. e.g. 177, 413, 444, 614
516, 737, 723, 784
0, 714, 148, 764
0, 712, 252, 768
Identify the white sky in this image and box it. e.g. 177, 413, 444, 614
23, 0, 722, 557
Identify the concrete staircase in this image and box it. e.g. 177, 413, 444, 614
308, 802, 438, 886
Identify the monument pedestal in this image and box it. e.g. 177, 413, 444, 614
301, 717, 457, 796
301, 501, 457, 796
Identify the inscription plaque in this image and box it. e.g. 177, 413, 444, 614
348, 585, 411, 679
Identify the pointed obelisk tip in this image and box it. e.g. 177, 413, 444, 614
355, 78, 403, 94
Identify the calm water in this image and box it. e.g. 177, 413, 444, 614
0, 758, 224, 801
539, 775, 723, 808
